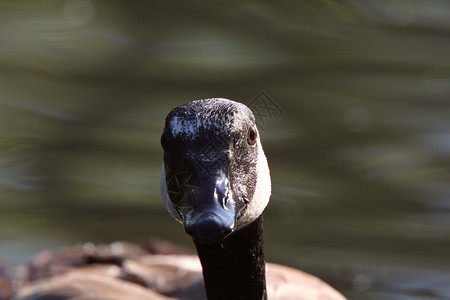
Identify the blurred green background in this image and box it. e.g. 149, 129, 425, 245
0, 0, 449, 299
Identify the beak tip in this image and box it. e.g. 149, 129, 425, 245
185, 213, 234, 243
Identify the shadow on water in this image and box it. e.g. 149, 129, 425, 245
0, 1, 449, 299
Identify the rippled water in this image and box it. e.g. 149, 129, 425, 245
0, 1, 449, 299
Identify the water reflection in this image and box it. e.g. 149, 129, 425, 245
0, 1, 449, 299
384, 0, 416, 27
63, 0, 95, 26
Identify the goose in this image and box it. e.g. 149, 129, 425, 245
4, 98, 346, 300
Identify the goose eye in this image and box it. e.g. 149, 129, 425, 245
161, 132, 170, 150
247, 126, 257, 145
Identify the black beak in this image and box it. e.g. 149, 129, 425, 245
183, 171, 235, 243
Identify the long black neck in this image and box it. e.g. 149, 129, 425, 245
193, 215, 266, 300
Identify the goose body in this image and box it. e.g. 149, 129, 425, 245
3, 98, 345, 300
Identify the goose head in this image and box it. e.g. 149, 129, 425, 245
160, 98, 271, 243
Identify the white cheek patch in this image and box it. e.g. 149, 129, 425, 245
236, 140, 272, 229
160, 162, 183, 224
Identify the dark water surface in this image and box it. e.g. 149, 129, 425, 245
1, 1, 449, 299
